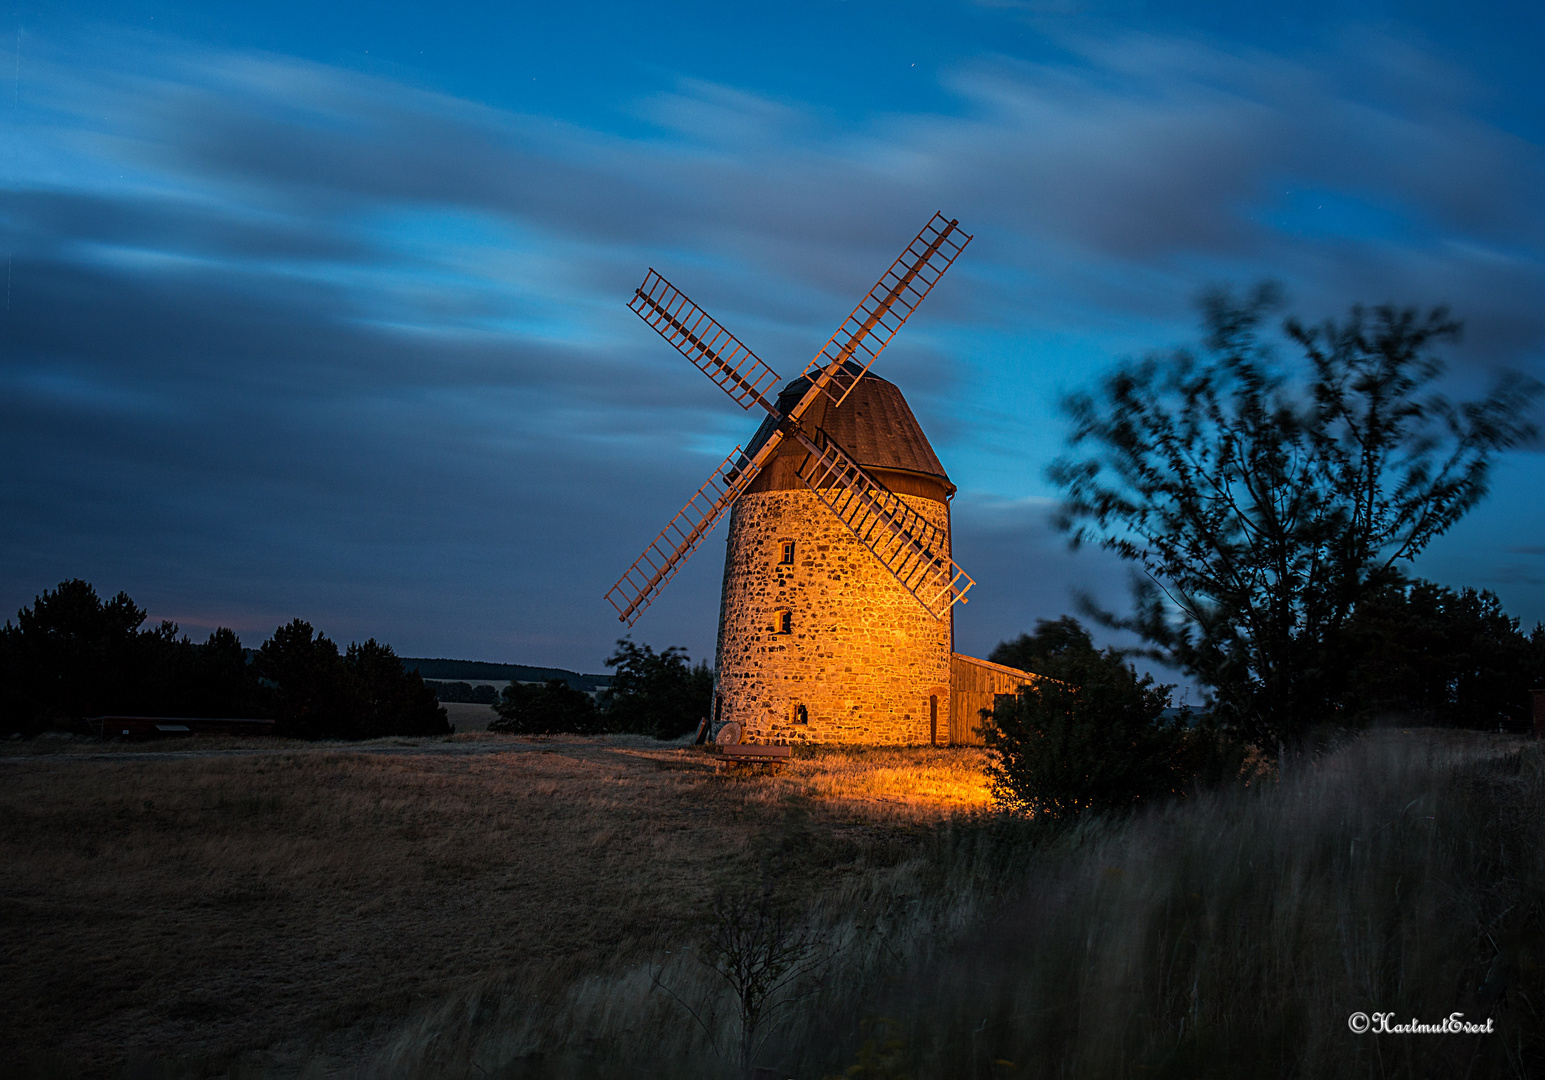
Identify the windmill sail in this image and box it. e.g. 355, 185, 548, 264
794, 213, 971, 414
609, 214, 973, 625
605, 430, 789, 625
630, 270, 783, 417
790, 427, 974, 620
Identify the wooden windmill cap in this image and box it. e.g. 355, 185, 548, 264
743, 364, 955, 502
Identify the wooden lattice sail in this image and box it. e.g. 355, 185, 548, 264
606, 213, 974, 626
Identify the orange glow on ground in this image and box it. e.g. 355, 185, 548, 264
749, 746, 995, 819
598, 739, 998, 820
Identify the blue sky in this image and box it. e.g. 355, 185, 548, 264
4, 1, 1543, 680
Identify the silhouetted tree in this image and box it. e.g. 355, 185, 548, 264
183, 627, 267, 718
1051, 286, 1539, 749
345, 639, 450, 738
257, 622, 447, 738
601, 639, 713, 739
2, 580, 448, 739
490, 678, 599, 734
0, 579, 147, 732
1345, 580, 1544, 730
257, 619, 348, 737
989, 615, 1104, 680
0, 580, 267, 734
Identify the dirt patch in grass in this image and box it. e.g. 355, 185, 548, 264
0, 735, 987, 1075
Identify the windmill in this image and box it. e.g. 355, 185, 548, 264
606, 214, 1005, 746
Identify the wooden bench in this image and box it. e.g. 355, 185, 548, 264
718, 743, 793, 767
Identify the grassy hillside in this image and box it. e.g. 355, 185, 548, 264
3, 731, 1540, 1079
373, 730, 1544, 1079
0, 737, 998, 1078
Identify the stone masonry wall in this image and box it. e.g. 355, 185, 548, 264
714, 488, 953, 745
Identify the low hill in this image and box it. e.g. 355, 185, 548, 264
398, 658, 610, 692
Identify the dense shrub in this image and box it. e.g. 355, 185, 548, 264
490, 679, 600, 734
985, 652, 1187, 819
985, 617, 1235, 819
600, 638, 713, 739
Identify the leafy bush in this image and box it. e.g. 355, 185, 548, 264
601, 638, 713, 739
489, 679, 599, 734
984, 617, 1233, 819
984, 654, 1183, 819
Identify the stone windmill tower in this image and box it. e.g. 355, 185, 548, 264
607, 215, 1026, 745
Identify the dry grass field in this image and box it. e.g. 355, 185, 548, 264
5, 729, 1542, 1080
439, 702, 498, 732
0, 734, 997, 1078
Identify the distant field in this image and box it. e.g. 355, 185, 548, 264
439, 701, 497, 731
0, 734, 992, 1077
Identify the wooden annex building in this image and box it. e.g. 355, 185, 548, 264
948, 653, 1037, 746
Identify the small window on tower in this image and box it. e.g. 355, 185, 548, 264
779, 540, 795, 565
796, 703, 809, 725
773, 609, 792, 635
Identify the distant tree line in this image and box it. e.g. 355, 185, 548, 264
488, 639, 713, 740
0, 579, 448, 740
424, 680, 500, 705
407, 658, 608, 692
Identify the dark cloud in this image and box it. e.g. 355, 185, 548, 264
0, 231, 745, 666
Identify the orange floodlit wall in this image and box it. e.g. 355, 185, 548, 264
715, 487, 953, 745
